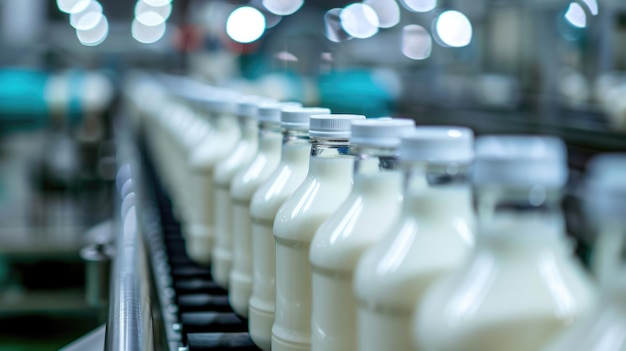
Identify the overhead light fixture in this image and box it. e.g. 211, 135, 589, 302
564, 2, 587, 28
262, 0, 303, 16
400, 0, 436, 13
135, 0, 172, 26
76, 15, 109, 46
226, 6, 266, 44
70, 0, 103, 30
364, 0, 401, 29
340, 3, 379, 39
132, 18, 167, 44
402, 24, 432, 60
434, 10, 472, 47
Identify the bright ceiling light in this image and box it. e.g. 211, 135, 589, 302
226, 6, 266, 43
340, 3, 379, 39
70, 0, 103, 30
402, 24, 432, 60
364, 0, 400, 29
324, 8, 352, 42
132, 18, 167, 44
582, 0, 598, 15
565, 2, 587, 28
262, 0, 304, 16
141, 0, 171, 6
135, 0, 172, 25
76, 15, 109, 46
435, 10, 472, 47
57, 0, 90, 14
401, 0, 436, 13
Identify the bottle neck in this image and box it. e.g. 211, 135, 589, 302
258, 121, 282, 153
351, 146, 402, 197
213, 112, 239, 135
308, 137, 354, 180
310, 137, 351, 158
238, 116, 258, 141
402, 161, 473, 222
353, 146, 398, 175
281, 129, 310, 165
475, 185, 566, 241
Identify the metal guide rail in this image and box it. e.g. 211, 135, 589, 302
105, 139, 155, 350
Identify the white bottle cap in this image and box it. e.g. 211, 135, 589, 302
398, 126, 474, 163
351, 118, 415, 148
309, 114, 366, 138
237, 96, 275, 118
281, 107, 331, 130
473, 135, 568, 187
585, 153, 626, 219
206, 92, 239, 115
258, 102, 303, 123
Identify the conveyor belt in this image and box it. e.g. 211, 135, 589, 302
139, 141, 261, 351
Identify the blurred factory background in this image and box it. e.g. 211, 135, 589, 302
0, 0, 626, 349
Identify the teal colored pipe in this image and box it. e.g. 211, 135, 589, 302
0, 69, 87, 134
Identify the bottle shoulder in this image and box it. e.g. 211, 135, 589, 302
309, 193, 403, 271
214, 142, 258, 183
414, 247, 597, 351
231, 152, 281, 201
250, 163, 309, 219
273, 173, 353, 241
353, 216, 474, 305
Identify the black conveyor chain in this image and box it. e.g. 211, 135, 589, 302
139, 137, 261, 351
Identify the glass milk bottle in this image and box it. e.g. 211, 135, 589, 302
185, 93, 240, 265
543, 154, 626, 351
229, 102, 301, 317
272, 114, 365, 351
353, 127, 475, 351
248, 107, 331, 351
212, 97, 270, 287
415, 136, 596, 351
309, 118, 415, 351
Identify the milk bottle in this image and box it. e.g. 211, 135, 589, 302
212, 97, 270, 287
353, 127, 475, 351
185, 93, 241, 265
309, 118, 415, 351
543, 154, 626, 351
248, 107, 331, 351
229, 102, 301, 317
176, 96, 214, 232
414, 136, 596, 351
590, 155, 626, 287
272, 114, 365, 351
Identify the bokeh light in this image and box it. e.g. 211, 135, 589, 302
364, 0, 400, 29
340, 3, 379, 39
435, 10, 472, 47
402, 24, 432, 60
262, 0, 303, 16
401, 0, 436, 13
226, 6, 266, 43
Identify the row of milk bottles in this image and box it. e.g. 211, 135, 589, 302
126, 75, 626, 351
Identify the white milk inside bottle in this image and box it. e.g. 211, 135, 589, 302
272, 114, 365, 351
176, 92, 215, 232
309, 118, 415, 351
353, 127, 475, 351
543, 154, 626, 351
212, 97, 268, 287
248, 107, 331, 351
229, 102, 301, 317
185, 93, 241, 265
415, 136, 597, 351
